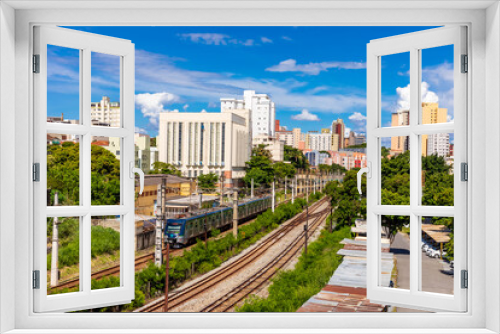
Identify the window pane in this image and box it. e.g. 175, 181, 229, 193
47, 216, 80, 295
381, 52, 410, 128
420, 45, 454, 125
421, 133, 454, 206
47, 134, 80, 206
47, 45, 80, 125
91, 216, 121, 290
91, 136, 121, 205
91, 52, 121, 128
381, 215, 409, 290
421, 216, 454, 294
381, 137, 410, 205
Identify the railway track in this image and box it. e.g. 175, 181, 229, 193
136, 197, 329, 313
200, 209, 328, 312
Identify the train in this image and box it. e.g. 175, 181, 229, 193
165, 196, 272, 247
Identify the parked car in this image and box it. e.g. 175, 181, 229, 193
427, 247, 447, 258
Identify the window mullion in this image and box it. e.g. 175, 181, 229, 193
409, 47, 420, 295
81, 48, 92, 294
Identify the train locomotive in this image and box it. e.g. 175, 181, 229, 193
165, 196, 272, 247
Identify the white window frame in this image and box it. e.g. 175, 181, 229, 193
366, 26, 467, 312
0, 2, 498, 333
32, 25, 136, 312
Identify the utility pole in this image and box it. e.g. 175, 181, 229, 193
251, 178, 254, 199
219, 172, 224, 205
50, 191, 59, 287
155, 178, 166, 267
232, 191, 238, 238
304, 223, 308, 256
204, 214, 208, 248
292, 177, 295, 204
272, 178, 275, 213
330, 204, 334, 233
306, 171, 309, 201
284, 176, 287, 200
164, 240, 170, 312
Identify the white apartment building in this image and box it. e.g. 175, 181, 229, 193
221, 90, 275, 138
427, 133, 450, 157
253, 134, 284, 162
306, 132, 332, 151
157, 109, 251, 185
134, 133, 151, 174
276, 131, 294, 146
90, 96, 121, 128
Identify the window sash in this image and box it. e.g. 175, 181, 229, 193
33, 26, 135, 313
366, 26, 467, 312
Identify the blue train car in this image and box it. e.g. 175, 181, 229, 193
165, 196, 272, 247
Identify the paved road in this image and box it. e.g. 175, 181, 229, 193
390, 232, 454, 312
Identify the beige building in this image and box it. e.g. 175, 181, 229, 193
157, 109, 251, 185
331, 133, 340, 151
391, 102, 448, 156
253, 134, 284, 162
306, 132, 332, 151
292, 128, 303, 149
90, 96, 121, 128
332, 118, 346, 150
276, 131, 294, 146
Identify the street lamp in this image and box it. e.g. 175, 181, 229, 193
164, 236, 175, 312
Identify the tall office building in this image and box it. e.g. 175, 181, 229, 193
90, 96, 121, 128
157, 108, 251, 185
332, 118, 346, 150
221, 90, 276, 138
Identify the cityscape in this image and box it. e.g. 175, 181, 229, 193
45, 26, 455, 314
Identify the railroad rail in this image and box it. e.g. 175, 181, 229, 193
200, 208, 329, 312
136, 197, 329, 312
50, 193, 316, 293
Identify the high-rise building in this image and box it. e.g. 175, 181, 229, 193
276, 131, 294, 146
292, 128, 302, 149
427, 133, 450, 157
306, 132, 332, 151
391, 102, 448, 156
221, 90, 275, 138
321, 128, 330, 134
331, 133, 339, 151
157, 108, 251, 186
90, 96, 121, 128
331, 118, 345, 150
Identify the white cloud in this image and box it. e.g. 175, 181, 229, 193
134, 49, 366, 115
349, 112, 367, 122
135, 92, 179, 127
291, 109, 319, 121
422, 62, 453, 86
282, 36, 292, 41
344, 127, 351, 138
183, 104, 189, 111
179, 33, 229, 45
179, 33, 256, 47
261, 37, 273, 43
208, 101, 218, 108
201, 109, 207, 113
266, 59, 366, 75
396, 82, 439, 112
135, 126, 148, 134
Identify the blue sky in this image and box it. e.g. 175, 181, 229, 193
47, 26, 454, 138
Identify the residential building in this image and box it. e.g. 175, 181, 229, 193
332, 118, 346, 150
90, 96, 121, 128
331, 133, 339, 151
135, 133, 151, 174
305, 150, 320, 167
306, 132, 332, 151
220, 90, 275, 138
276, 130, 294, 146
150, 147, 159, 169
292, 128, 304, 149
427, 133, 450, 157
391, 102, 448, 156
157, 108, 251, 186
348, 131, 366, 146
321, 128, 331, 134
330, 150, 368, 170
253, 134, 284, 162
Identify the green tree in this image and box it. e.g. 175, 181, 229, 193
198, 173, 219, 190
244, 145, 275, 187
272, 162, 296, 180
148, 162, 181, 176
284, 145, 309, 170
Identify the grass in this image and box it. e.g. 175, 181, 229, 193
236, 223, 352, 312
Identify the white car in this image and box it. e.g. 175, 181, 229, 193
426, 247, 447, 258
